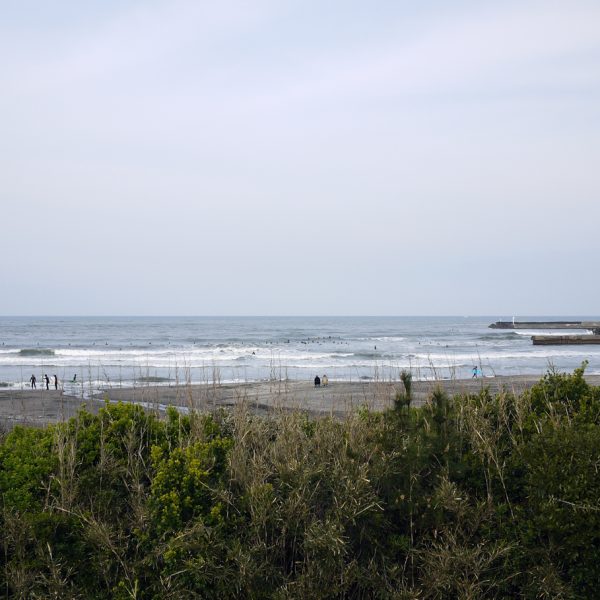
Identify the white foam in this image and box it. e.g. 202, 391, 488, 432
513, 329, 592, 336
355, 336, 405, 342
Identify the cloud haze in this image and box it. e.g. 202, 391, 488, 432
1, 1, 599, 315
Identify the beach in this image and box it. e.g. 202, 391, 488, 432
3, 316, 600, 391
3, 316, 600, 429
3, 373, 600, 428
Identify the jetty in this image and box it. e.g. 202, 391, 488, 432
489, 320, 600, 332
489, 320, 600, 345
532, 335, 600, 346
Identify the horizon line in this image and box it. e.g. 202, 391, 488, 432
1, 314, 598, 319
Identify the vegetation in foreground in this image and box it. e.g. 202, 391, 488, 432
1, 365, 600, 598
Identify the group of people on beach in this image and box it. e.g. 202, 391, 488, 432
314, 374, 329, 387
29, 373, 78, 389
30, 374, 58, 390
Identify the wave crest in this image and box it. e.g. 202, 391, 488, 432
18, 348, 55, 356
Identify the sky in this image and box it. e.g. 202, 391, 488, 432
1, 0, 599, 316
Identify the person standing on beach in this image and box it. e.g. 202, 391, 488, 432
53, 374, 58, 390
30, 374, 36, 389
322, 374, 329, 387
314, 375, 321, 387
472, 366, 478, 378
44, 374, 50, 390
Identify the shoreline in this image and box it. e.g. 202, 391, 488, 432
2, 373, 600, 428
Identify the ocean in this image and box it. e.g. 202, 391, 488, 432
1, 316, 599, 394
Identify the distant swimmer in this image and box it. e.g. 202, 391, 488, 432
30, 374, 36, 389
44, 374, 50, 390
53, 374, 58, 390
72, 374, 77, 383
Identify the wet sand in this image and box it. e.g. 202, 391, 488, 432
3, 374, 600, 428
0, 388, 100, 429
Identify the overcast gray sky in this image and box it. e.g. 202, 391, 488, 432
1, 0, 599, 315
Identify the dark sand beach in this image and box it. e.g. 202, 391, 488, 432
3, 373, 600, 428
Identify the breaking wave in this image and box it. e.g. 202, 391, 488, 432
18, 348, 55, 356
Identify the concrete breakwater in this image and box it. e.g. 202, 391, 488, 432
489, 320, 600, 331
489, 321, 600, 336
532, 335, 600, 345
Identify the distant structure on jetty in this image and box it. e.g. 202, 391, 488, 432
489, 320, 600, 345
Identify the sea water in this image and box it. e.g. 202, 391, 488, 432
0, 316, 599, 392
